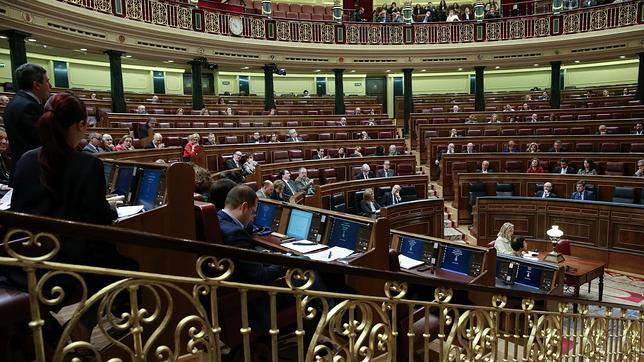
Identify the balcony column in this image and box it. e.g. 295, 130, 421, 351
549, 61, 561, 109
333, 69, 345, 114
474, 66, 485, 111
637, 53, 644, 104
1, 30, 30, 87
263, 64, 275, 111
104, 50, 126, 113
403, 68, 413, 136
188, 59, 204, 110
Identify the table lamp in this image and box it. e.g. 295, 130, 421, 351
544, 225, 565, 263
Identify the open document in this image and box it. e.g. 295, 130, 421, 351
281, 240, 327, 254
306, 246, 354, 262
117, 205, 144, 218
398, 254, 424, 270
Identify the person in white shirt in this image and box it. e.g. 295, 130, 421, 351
446, 9, 460, 21
256, 180, 274, 198
494, 222, 515, 255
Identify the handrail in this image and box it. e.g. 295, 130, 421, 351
56, 0, 641, 45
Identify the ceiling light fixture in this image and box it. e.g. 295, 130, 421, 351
80, 48, 87, 51
124, 55, 132, 58
27, 38, 37, 42
457, 68, 463, 71
495, 66, 500, 69
619, 55, 626, 59
350, 70, 356, 73
534, 63, 539, 66
574, 60, 580, 63
385, 69, 391, 73
421, 69, 426, 72
241, 66, 249, 69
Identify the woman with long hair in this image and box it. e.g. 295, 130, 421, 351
494, 222, 515, 255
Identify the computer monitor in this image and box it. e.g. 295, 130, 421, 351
286, 209, 314, 241
440, 245, 473, 275
398, 236, 437, 264
136, 169, 163, 211
255, 202, 279, 229
113, 166, 136, 199
515, 264, 544, 289
327, 217, 371, 252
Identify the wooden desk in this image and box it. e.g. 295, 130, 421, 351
539, 252, 606, 301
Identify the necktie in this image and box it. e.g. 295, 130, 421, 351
364, 173, 368, 179
543, 192, 547, 198
581, 193, 584, 200
287, 182, 295, 194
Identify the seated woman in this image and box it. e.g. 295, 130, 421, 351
359, 188, 381, 218
494, 222, 515, 255
113, 134, 135, 151
336, 147, 347, 158
271, 180, 287, 202
526, 142, 540, 153
182, 133, 202, 161
577, 159, 598, 175
8, 92, 138, 346
510, 236, 527, 257
526, 158, 544, 173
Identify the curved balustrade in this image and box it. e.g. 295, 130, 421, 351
58, 0, 642, 45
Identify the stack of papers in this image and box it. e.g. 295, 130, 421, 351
0, 189, 12, 210
281, 241, 327, 253
117, 205, 144, 218
306, 246, 354, 261
398, 255, 424, 270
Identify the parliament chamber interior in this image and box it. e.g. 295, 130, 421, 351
0, 0, 642, 360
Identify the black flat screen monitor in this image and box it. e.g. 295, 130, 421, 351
441, 246, 472, 275
328, 217, 360, 250
255, 202, 278, 229
286, 209, 314, 241
136, 169, 163, 211
399, 236, 437, 264
515, 264, 544, 289
113, 166, 135, 198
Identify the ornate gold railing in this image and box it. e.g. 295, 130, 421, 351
0, 211, 641, 361
56, 0, 642, 45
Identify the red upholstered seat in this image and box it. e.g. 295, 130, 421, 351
569, 127, 585, 135
276, 3, 289, 11
306, 110, 318, 115
253, 152, 266, 164
312, 5, 325, 14
286, 121, 298, 127
302, 4, 313, 13
321, 168, 337, 184
480, 143, 498, 153
378, 131, 393, 139
604, 162, 625, 176
630, 143, 644, 153
176, 122, 190, 128
286, 11, 299, 19
577, 114, 591, 120
192, 122, 205, 128
484, 129, 499, 136
225, 136, 239, 144
272, 150, 290, 163
158, 122, 171, 128
207, 122, 220, 128
518, 128, 533, 136
311, 13, 323, 20
575, 143, 593, 152
600, 143, 620, 152
288, 150, 304, 161
194, 201, 222, 243
239, 122, 251, 128
153, 109, 165, 114
553, 128, 569, 135
501, 129, 516, 136
223, 122, 235, 128
269, 121, 283, 127
555, 239, 572, 256
289, 4, 302, 12
318, 133, 331, 140
535, 128, 551, 135
505, 160, 524, 173
335, 132, 348, 140
397, 163, 414, 175
467, 129, 482, 136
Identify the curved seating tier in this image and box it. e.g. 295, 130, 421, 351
454, 173, 644, 224
439, 152, 644, 199
473, 196, 644, 274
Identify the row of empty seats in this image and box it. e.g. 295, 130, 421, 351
436, 142, 644, 154
425, 125, 634, 138
451, 159, 635, 176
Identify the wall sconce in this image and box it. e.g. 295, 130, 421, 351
544, 225, 565, 263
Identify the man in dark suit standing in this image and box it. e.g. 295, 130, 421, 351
382, 184, 402, 206
535, 182, 557, 198
4, 63, 51, 178
224, 151, 243, 170
354, 164, 374, 180
375, 160, 396, 178
553, 159, 576, 174
570, 180, 594, 201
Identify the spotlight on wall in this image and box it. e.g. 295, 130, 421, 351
266, 63, 286, 76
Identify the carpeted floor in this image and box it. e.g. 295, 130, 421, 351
574, 269, 644, 307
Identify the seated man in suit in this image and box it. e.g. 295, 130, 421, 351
224, 151, 243, 170
477, 160, 493, 173
285, 129, 303, 142
256, 180, 274, 199
631, 123, 643, 135
294, 167, 315, 195
311, 148, 329, 160
634, 159, 644, 177
278, 169, 298, 197
502, 140, 519, 154
354, 164, 374, 180
359, 188, 380, 217
249, 131, 264, 143
382, 184, 402, 206
144, 133, 165, 149
83, 132, 103, 154
463, 142, 476, 154
553, 159, 576, 174
535, 182, 557, 198
570, 180, 595, 201
376, 160, 396, 178
547, 140, 566, 153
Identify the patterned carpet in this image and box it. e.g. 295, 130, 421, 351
575, 269, 644, 308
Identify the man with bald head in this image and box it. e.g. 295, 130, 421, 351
535, 182, 557, 198
382, 184, 402, 206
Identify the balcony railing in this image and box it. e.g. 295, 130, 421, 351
0, 211, 641, 361
57, 0, 642, 45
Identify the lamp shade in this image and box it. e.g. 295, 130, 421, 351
546, 225, 564, 238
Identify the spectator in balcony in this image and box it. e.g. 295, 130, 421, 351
176, 108, 184, 115
452, 105, 460, 113
597, 125, 608, 135
547, 140, 565, 152
242, 153, 258, 176
336, 147, 347, 158
354, 164, 374, 180
536, 182, 557, 198
366, 118, 376, 126
145, 133, 165, 149
571, 180, 594, 201
249, 131, 264, 143
203, 133, 217, 146
350, 146, 364, 158
527, 158, 545, 173
494, 222, 515, 255
577, 159, 597, 175
538, 91, 549, 100
389, 2, 400, 13
256, 180, 273, 199
113, 135, 135, 151
377, 9, 389, 22
376, 160, 396, 178
88, 93, 97, 100
502, 140, 519, 154
464, 142, 476, 154
527, 113, 539, 123
414, 3, 424, 16
632, 123, 643, 135
388, 144, 399, 156
477, 160, 493, 173
270, 180, 287, 201
101, 134, 114, 152
622, 88, 629, 96
446, 9, 460, 21
461, 7, 474, 20
484, 6, 500, 19
635, 159, 644, 177
449, 128, 459, 138
465, 114, 478, 124
553, 158, 576, 174
503, 104, 515, 112
268, 133, 280, 143
136, 104, 147, 114
352, 7, 367, 21
183, 133, 202, 162
435, 143, 456, 165
526, 142, 541, 153
338, 117, 347, 126
488, 113, 500, 123
286, 129, 303, 142
224, 151, 243, 170
302, 90, 311, 98
295, 167, 316, 195
374, 145, 386, 156
524, 94, 532, 101
437, 0, 448, 20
